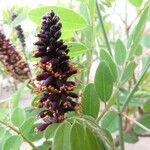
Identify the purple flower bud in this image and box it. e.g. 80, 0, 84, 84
59, 44, 67, 50
52, 16, 60, 25
34, 41, 45, 46
54, 31, 61, 40
40, 94, 49, 102
61, 94, 69, 102
38, 110, 50, 118
37, 33, 48, 38
56, 40, 63, 47
35, 123, 49, 132
40, 56, 52, 63
67, 92, 78, 98
34, 52, 47, 57
44, 76, 54, 87
36, 71, 50, 81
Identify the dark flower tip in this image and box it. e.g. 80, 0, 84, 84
11, 13, 26, 48
34, 10, 80, 131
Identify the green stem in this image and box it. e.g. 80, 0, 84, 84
112, 107, 150, 133
0, 120, 38, 150
121, 57, 150, 112
96, 0, 112, 56
117, 99, 125, 150
96, 87, 119, 122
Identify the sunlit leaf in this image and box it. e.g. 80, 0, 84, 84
29, 6, 87, 31
129, 0, 143, 7
67, 42, 88, 57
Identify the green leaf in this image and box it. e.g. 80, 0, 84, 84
120, 97, 144, 107
70, 122, 85, 150
67, 116, 114, 150
53, 121, 71, 150
133, 114, 150, 134
45, 123, 60, 139
67, 42, 88, 57
0, 131, 11, 150
100, 128, 114, 145
141, 34, 150, 48
11, 108, 26, 127
29, 6, 87, 31
94, 61, 113, 101
114, 39, 126, 65
3, 135, 23, 150
124, 132, 139, 143
101, 111, 119, 133
27, 123, 43, 142
85, 126, 106, 150
121, 61, 136, 84
62, 31, 74, 40
79, 3, 91, 23
134, 44, 142, 56
20, 117, 35, 136
32, 93, 43, 107
100, 49, 118, 82
0, 127, 6, 139
11, 80, 29, 109
11, 13, 27, 27
143, 100, 150, 112
81, 83, 100, 118
129, 0, 143, 7
128, 7, 149, 50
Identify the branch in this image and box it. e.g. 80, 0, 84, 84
121, 57, 150, 112
96, 0, 112, 56
112, 108, 150, 133
0, 120, 38, 150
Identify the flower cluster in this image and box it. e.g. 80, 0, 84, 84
11, 13, 26, 48
34, 11, 80, 132
0, 31, 30, 81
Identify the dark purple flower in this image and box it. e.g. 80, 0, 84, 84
34, 10, 80, 132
